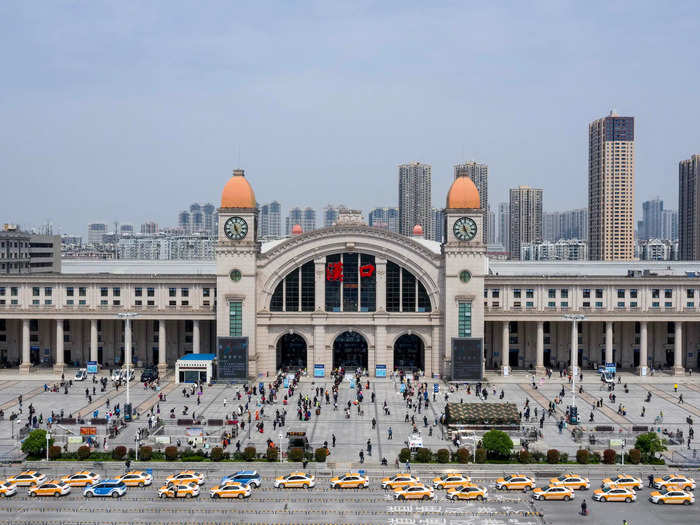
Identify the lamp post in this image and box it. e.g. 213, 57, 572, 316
117, 312, 139, 422
46, 432, 51, 461
563, 314, 585, 421
279, 433, 283, 464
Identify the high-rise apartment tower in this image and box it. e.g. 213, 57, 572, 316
679, 154, 700, 260
398, 162, 432, 238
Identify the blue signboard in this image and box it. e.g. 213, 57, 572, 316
433, 383, 439, 393
313, 364, 325, 378
87, 361, 98, 374
283, 377, 289, 388
375, 364, 387, 378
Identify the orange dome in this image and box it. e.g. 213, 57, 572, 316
412, 224, 424, 236
446, 176, 481, 209
291, 224, 303, 235
221, 169, 256, 208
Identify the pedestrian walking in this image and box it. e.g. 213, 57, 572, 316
332, 433, 336, 447
359, 450, 364, 463
388, 427, 392, 439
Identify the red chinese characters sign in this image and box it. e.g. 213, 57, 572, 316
326, 262, 375, 281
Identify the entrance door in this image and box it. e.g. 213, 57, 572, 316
152, 347, 158, 367
543, 349, 552, 368
332, 331, 368, 370
665, 349, 674, 367
276, 334, 307, 371
509, 349, 519, 369
393, 334, 424, 372
633, 348, 640, 368
98, 347, 103, 365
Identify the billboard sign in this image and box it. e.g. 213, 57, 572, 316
451, 337, 483, 380
217, 337, 248, 380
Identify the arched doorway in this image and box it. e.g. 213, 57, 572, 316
333, 331, 368, 370
276, 334, 307, 371
394, 334, 424, 371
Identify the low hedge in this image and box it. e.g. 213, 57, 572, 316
546, 449, 560, 464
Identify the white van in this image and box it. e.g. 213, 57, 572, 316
74, 368, 87, 381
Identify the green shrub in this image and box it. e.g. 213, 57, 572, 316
314, 447, 328, 462
475, 448, 487, 464
591, 451, 601, 464
635, 432, 667, 462
139, 446, 153, 461
482, 429, 514, 459
287, 447, 304, 463
210, 447, 224, 462
164, 446, 178, 460
112, 445, 127, 460
576, 449, 589, 464
77, 446, 91, 460
456, 448, 472, 463
48, 445, 62, 460
243, 446, 257, 461
627, 448, 641, 465
518, 450, 531, 464
266, 447, 279, 461
560, 453, 569, 463
414, 447, 433, 463
603, 448, 616, 464
532, 451, 545, 462
128, 448, 136, 460
546, 449, 560, 464
398, 448, 411, 463
21, 429, 51, 458
436, 449, 450, 463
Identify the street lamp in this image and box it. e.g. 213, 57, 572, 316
46, 432, 51, 461
563, 314, 585, 423
117, 312, 139, 422
279, 433, 283, 464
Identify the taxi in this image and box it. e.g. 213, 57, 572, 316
393, 483, 435, 500
158, 481, 200, 499
165, 470, 206, 486
446, 485, 488, 501
495, 474, 536, 491
60, 471, 100, 487
548, 474, 590, 490
381, 473, 420, 490
433, 473, 472, 490
653, 474, 696, 491
210, 482, 252, 499
0, 483, 17, 497
532, 486, 575, 501
329, 473, 369, 489
601, 474, 642, 491
118, 471, 153, 487
5, 471, 47, 487
649, 489, 695, 505
592, 486, 636, 503
28, 480, 71, 497
273, 472, 315, 489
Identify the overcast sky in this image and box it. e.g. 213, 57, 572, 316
1, 1, 699, 236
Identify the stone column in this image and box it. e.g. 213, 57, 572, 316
536, 320, 544, 374
90, 319, 98, 363
19, 319, 31, 375
570, 319, 578, 372
124, 319, 132, 367
605, 321, 613, 364
54, 319, 65, 375
312, 323, 327, 375
638, 321, 648, 376
314, 258, 325, 311
193, 320, 200, 354
501, 321, 509, 375
375, 258, 387, 311
673, 321, 684, 375
157, 320, 167, 376
430, 323, 440, 378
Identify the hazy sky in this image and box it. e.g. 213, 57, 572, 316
1, 1, 699, 236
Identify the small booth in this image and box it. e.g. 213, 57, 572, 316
175, 353, 217, 384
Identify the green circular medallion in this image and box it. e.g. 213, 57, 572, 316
459, 270, 471, 283
229, 269, 242, 282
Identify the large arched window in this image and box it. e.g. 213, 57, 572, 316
386, 261, 431, 312
270, 261, 315, 312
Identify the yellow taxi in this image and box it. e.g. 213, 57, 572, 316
432, 473, 472, 490
393, 483, 435, 500
548, 474, 590, 490
28, 480, 71, 497
592, 486, 636, 503
210, 482, 252, 499
158, 481, 200, 499
653, 474, 696, 491
446, 485, 488, 501
329, 473, 369, 489
273, 472, 315, 489
5, 471, 47, 487
60, 471, 100, 487
601, 474, 642, 491
649, 489, 695, 505
0, 483, 17, 497
532, 486, 575, 501
495, 474, 536, 491
118, 471, 153, 487
165, 470, 206, 486
381, 473, 420, 490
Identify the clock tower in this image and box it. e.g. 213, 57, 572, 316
443, 175, 487, 379
216, 169, 258, 378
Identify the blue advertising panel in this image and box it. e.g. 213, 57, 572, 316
375, 364, 387, 377
433, 383, 439, 393
313, 364, 325, 378
86, 361, 98, 374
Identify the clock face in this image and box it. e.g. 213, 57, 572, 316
453, 217, 477, 241
224, 216, 248, 240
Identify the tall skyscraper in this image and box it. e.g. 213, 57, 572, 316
202, 203, 217, 235
588, 111, 635, 260
87, 223, 108, 244
487, 206, 496, 244
285, 207, 303, 236
140, 221, 159, 235
454, 162, 488, 242
431, 208, 444, 242
639, 197, 664, 240
661, 209, 678, 241
509, 186, 543, 260
398, 162, 432, 238
178, 210, 191, 233
543, 209, 588, 241
368, 207, 399, 233
260, 201, 281, 240
497, 202, 510, 254
322, 205, 345, 227
679, 154, 700, 260
302, 207, 316, 233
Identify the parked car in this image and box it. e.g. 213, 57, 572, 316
74, 369, 87, 381
140, 368, 158, 382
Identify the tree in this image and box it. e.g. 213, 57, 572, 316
635, 432, 667, 461
314, 447, 328, 462
481, 430, 513, 458
21, 429, 52, 457
546, 449, 560, 464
